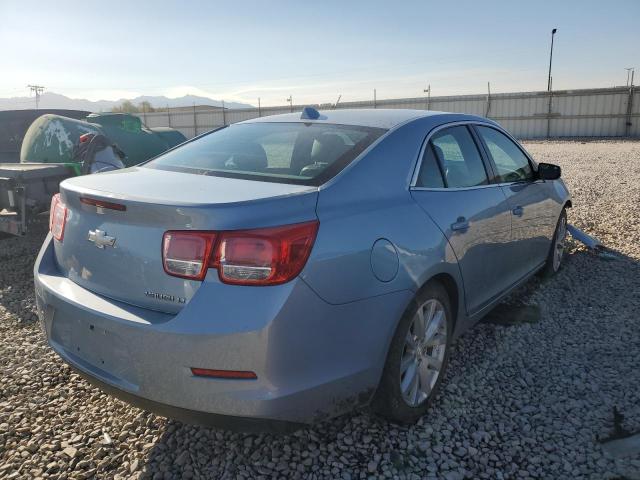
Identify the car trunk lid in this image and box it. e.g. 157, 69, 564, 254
54, 167, 318, 313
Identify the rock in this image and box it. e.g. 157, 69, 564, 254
453, 447, 467, 457
62, 446, 78, 458
2, 141, 640, 480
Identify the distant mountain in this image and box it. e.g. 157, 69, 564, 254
0, 92, 253, 111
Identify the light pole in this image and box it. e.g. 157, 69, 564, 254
547, 28, 557, 92
423, 84, 431, 110
546, 28, 557, 138
286, 96, 293, 113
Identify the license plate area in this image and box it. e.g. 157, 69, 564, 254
50, 311, 136, 385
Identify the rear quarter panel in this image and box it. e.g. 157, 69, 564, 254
301, 116, 473, 336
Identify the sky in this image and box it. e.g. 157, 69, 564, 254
1, 0, 639, 107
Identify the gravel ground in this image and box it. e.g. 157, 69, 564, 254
1, 140, 639, 480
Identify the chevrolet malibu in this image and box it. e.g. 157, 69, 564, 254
34, 108, 571, 431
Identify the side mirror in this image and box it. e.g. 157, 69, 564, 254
537, 162, 561, 180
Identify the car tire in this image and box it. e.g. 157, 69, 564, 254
540, 208, 568, 278
372, 281, 453, 424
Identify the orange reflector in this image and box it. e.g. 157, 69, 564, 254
190, 367, 257, 380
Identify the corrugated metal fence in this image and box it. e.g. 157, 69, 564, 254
137, 86, 639, 140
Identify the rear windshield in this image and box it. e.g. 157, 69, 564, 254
144, 122, 386, 186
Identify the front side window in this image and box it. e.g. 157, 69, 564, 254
144, 122, 385, 186
476, 126, 533, 182
430, 126, 488, 188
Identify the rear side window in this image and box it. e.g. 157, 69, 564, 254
430, 126, 488, 188
145, 122, 386, 186
416, 144, 445, 188
476, 126, 533, 182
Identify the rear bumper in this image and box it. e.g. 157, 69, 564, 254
72, 366, 302, 433
34, 234, 412, 428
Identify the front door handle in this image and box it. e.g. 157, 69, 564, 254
451, 216, 469, 232
512, 206, 524, 217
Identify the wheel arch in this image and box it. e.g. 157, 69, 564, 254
370, 270, 462, 417
379, 269, 463, 372
427, 272, 460, 332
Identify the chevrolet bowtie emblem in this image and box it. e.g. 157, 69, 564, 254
87, 229, 116, 249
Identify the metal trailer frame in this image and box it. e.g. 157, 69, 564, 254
0, 163, 74, 236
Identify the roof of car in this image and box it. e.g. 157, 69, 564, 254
240, 108, 488, 130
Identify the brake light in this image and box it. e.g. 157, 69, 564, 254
49, 194, 67, 241
80, 196, 127, 211
216, 222, 318, 285
162, 231, 217, 280
162, 221, 319, 285
79, 133, 94, 143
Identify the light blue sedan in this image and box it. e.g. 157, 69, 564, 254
35, 108, 570, 431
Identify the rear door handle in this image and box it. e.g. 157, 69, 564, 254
512, 206, 524, 217
451, 216, 469, 231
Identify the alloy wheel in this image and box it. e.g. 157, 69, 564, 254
400, 299, 448, 407
553, 214, 567, 271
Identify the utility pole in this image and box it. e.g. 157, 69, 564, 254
626, 68, 635, 87
258, 97, 261, 117
547, 28, 557, 92
485, 82, 492, 117
423, 85, 431, 110
193, 103, 197, 137
222, 100, 226, 126
374, 89, 377, 109
27, 85, 45, 109
286, 96, 293, 113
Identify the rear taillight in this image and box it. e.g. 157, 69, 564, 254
49, 193, 68, 241
79, 133, 94, 143
162, 231, 217, 280
162, 221, 319, 286
215, 222, 319, 285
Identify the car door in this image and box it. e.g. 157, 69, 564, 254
410, 124, 513, 315
473, 125, 556, 280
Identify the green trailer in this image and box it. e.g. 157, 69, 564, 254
20, 112, 186, 172
0, 112, 186, 237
